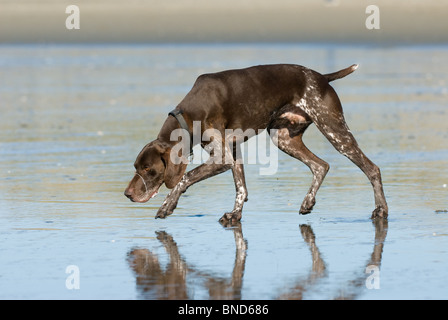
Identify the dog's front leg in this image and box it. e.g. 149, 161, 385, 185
219, 143, 248, 224
155, 162, 232, 219
219, 162, 248, 223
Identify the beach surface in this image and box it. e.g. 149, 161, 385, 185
0, 43, 447, 299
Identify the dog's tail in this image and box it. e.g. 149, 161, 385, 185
324, 64, 358, 82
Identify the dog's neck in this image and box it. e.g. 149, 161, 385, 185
157, 114, 194, 156
157, 115, 182, 145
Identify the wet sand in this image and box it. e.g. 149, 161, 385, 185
0, 44, 447, 299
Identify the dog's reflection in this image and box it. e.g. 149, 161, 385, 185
275, 224, 327, 300
127, 220, 388, 299
333, 218, 389, 300
127, 222, 247, 300
127, 232, 190, 299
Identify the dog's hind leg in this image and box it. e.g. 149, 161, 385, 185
301, 85, 388, 219
269, 109, 330, 214
275, 129, 329, 214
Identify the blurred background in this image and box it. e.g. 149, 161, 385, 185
1, 0, 447, 44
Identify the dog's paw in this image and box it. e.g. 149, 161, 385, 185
155, 201, 176, 219
299, 195, 316, 215
155, 192, 182, 219
299, 207, 313, 215
155, 207, 170, 219
219, 210, 242, 224
371, 206, 388, 219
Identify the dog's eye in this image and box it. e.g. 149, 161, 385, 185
144, 166, 156, 175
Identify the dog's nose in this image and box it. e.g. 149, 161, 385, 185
124, 188, 133, 200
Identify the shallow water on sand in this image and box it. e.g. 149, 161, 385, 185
0, 44, 447, 299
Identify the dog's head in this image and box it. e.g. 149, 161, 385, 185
124, 140, 187, 203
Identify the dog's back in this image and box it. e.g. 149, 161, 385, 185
180, 64, 317, 131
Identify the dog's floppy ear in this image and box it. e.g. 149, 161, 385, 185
156, 142, 188, 189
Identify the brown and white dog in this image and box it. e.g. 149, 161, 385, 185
124, 64, 388, 223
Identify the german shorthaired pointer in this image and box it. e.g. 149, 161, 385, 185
124, 64, 388, 222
